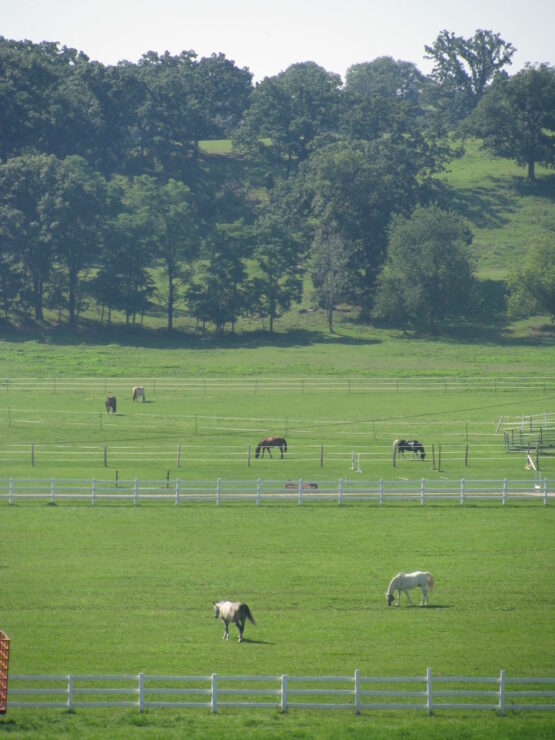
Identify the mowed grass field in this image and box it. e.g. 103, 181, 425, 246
1, 503, 554, 738
1, 380, 554, 482
1, 332, 554, 736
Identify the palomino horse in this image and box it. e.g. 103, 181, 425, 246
255, 436, 287, 459
393, 439, 426, 460
386, 571, 434, 607
213, 601, 256, 642
132, 386, 145, 402
105, 395, 116, 414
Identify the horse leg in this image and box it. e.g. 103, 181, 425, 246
268, 448, 272, 458
237, 618, 244, 642
223, 620, 229, 640
280, 445, 283, 459
421, 587, 428, 606
395, 589, 400, 607
405, 589, 412, 606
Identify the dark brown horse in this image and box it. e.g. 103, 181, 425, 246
105, 396, 117, 414
255, 436, 287, 459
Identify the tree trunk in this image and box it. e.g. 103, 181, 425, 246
527, 158, 535, 181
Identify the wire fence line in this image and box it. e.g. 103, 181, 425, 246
6, 669, 555, 714
0, 477, 551, 506
1, 376, 555, 395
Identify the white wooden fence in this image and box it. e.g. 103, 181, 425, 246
6, 670, 555, 714
2, 375, 555, 395
0, 477, 551, 505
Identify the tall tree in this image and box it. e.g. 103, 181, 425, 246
234, 62, 342, 176
0, 153, 60, 319
310, 225, 350, 332
373, 205, 476, 333
506, 216, 555, 319
49, 156, 106, 325
468, 63, 555, 181
250, 212, 304, 332
345, 57, 427, 106
425, 29, 516, 122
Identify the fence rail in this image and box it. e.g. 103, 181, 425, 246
0, 477, 551, 505
2, 376, 555, 394
6, 670, 555, 714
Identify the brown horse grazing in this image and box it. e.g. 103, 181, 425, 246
255, 436, 287, 459
105, 396, 116, 414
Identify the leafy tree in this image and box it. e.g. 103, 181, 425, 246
506, 222, 555, 319
250, 212, 304, 332
345, 57, 427, 106
49, 156, 106, 325
310, 225, 350, 332
468, 63, 555, 181
89, 176, 155, 324
425, 29, 516, 122
234, 62, 342, 176
299, 138, 422, 314
0, 153, 61, 319
373, 205, 476, 333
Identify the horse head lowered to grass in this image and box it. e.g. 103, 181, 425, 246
393, 439, 426, 460
386, 571, 434, 607
255, 436, 287, 459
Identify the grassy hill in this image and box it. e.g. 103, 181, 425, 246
438, 138, 554, 280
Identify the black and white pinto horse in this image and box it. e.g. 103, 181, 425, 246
386, 571, 434, 607
213, 600, 256, 642
393, 439, 426, 460
255, 436, 287, 459
132, 385, 145, 402
105, 395, 116, 414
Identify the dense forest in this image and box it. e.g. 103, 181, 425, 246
0, 30, 553, 334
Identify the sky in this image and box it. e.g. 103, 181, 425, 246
1, 0, 553, 82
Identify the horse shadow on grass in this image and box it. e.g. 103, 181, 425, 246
238, 637, 275, 645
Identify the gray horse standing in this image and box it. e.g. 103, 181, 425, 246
213, 600, 256, 642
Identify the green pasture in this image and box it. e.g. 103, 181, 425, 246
1, 504, 554, 737
1, 383, 554, 482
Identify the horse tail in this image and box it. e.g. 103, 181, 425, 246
427, 573, 434, 590
243, 604, 256, 625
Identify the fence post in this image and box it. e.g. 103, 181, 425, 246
465, 444, 469, 467
175, 478, 180, 505
176, 443, 181, 468
67, 674, 73, 711
216, 478, 221, 506
51, 479, 55, 504
31, 443, 34, 467
256, 478, 261, 506
544, 478, 548, 506
460, 478, 465, 506
502, 478, 507, 505
438, 446, 441, 473
354, 668, 360, 715
138, 672, 145, 713
320, 445, 324, 467
248, 444, 251, 467
211, 674, 218, 713
281, 674, 288, 713
134, 478, 138, 505
426, 667, 433, 715
9, 478, 13, 505
338, 478, 343, 505
298, 479, 303, 506
104, 443, 107, 468
92, 478, 96, 506
420, 478, 425, 506
498, 669, 505, 716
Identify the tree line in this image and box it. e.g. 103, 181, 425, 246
0, 30, 553, 333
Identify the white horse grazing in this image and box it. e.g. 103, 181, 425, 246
213, 600, 256, 642
132, 385, 145, 402
386, 571, 434, 607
